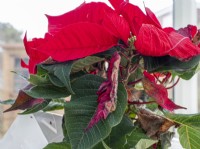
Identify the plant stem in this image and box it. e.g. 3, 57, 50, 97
166, 77, 180, 89
128, 101, 155, 105
128, 78, 142, 86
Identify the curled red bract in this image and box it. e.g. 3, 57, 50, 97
86, 52, 121, 130
142, 71, 186, 111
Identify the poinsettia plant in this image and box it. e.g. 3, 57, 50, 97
2, 0, 200, 149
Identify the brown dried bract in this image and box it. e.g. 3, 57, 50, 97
137, 109, 175, 138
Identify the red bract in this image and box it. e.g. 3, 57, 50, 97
86, 52, 121, 130
177, 25, 198, 40
109, 0, 200, 60
22, 2, 130, 74
142, 71, 186, 111
22, 34, 49, 73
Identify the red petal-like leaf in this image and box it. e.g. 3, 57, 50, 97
86, 52, 121, 129
102, 12, 130, 44
108, 0, 127, 11
23, 34, 49, 73
47, 2, 113, 35
120, 3, 148, 36
135, 24, 171, 56
142, 71, 186, 111
21, 59, 29, 69
166, 30, 200, 60
110, 1, 148, 36
37, 22, 118, 62
145, 7, 162, 29
4, 85, 45, 112
177, 25, 197, 39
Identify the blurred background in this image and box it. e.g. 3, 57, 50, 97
0, 0, 200, 138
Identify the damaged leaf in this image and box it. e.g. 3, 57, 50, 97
4, 84, 45, 112
137, 109, 175, 138
86, 52, 121, 129
142, 71, 186, 111
64, 74, 127, 149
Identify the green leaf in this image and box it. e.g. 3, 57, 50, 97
41, 62, 74, 94
0, 99, 15, 105
125, 126, 156, 149
48, 74, 65, 87
36, 65, 48, 75
94, 46, 118, 58
72, 56, 104, 73
43, 98, 65, 112
166, 113, 200, 149
93, 115, 134, 149
64, 74, 127, 149
24, 85, 70, 99
29, 74, 52, 86
143, 55, 200, 73
177, 63, 200, 80
70, 71, 86, 82
20, 99, 51, 114
102, 140, 111, 149
135, 139, 157, 149
43, 141, 71, 149
104, 116, 134, 148
62, 116, 70, 144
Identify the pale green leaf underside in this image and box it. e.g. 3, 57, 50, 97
64, 74, 127, 149
167, 113, 200, 149
125, 126, 155, 149
135, 139, 158, 149
43, 98, 65, 112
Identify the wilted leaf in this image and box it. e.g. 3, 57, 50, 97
137, 109, 175, 138
166, 113, 200, 149
20, 99, 51, 114
86, 52, 121, 129
64, 74, 127, 149
142, 71, 186, 111
4, 85, 45, 112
